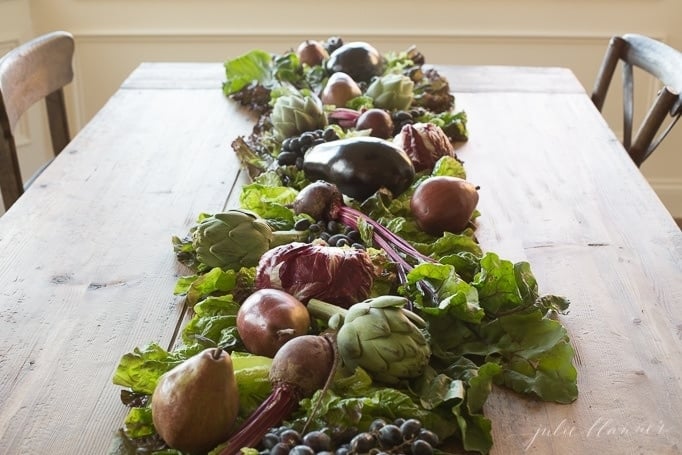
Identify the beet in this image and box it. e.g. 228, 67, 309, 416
218, 335, 335, 455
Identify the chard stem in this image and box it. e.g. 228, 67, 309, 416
338, 206, 434, 264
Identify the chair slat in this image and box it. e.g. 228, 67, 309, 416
590, 33, 682, 166
0, 31, 74, 210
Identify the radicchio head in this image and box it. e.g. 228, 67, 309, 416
255, 241, 375, 309
393, 122, 455, 172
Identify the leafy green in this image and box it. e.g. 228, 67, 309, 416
239, 182, 298, 228
173, 266, 254, 307
399, 252, 577, 408
113, 41, 578, 455
482, 312, 578, 403
113, 343, 190, 395
295, 368, 459, 442
223, 50, 274, 95
180, 294, 241, 349
431, 155, 467, 178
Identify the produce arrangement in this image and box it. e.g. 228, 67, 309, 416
111, 37, 578, 455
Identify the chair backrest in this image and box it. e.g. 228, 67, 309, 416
0, 31, 75, 210
591, 33, 682, 167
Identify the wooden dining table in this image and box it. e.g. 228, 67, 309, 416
0, 61, 681, 455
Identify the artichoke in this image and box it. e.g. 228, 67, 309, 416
191, 209, 306, 270
271, 92, 328, 138
365, 74, 415, 111
309, 295, 431, 384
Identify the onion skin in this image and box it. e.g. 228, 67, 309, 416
321, 72, 362, 107
410, 176, 479, 235
356, 108, 395, 139
237, 289, 310, 358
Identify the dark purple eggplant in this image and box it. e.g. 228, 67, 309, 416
302, 136, 415, 201
325, 42, 385, 83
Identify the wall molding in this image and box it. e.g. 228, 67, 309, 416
649, 178, 682, 217
72, 31, 638, 44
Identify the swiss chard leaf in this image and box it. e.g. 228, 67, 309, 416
472, 252, 524, 314
481, 311, 578, 403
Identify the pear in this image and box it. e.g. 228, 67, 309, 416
151, 347, 239, 454
296, 39, 329, 67
321, 72, 362, 107
410, 176, 479, 235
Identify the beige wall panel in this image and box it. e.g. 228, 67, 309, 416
72, 34, 615, 125
9, 0, 682, 218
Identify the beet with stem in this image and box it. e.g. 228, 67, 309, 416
218, 335, 336, 455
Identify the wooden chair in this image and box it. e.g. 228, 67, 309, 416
591, 33, 682, 167
0, 31, 75, 210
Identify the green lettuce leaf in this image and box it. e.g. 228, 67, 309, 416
180, 294, 241, 349
174, 267, 254, 306
238, 183, 298, 229
431, 155, 467, 179
295, 368, 459, 443
223, 50, 274, 95
112, 343, 189, 395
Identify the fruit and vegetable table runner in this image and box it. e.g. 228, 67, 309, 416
0, 62, 680, 455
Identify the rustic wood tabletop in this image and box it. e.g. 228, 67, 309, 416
0, 62, 680, 454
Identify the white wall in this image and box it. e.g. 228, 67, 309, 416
3, 0, 682, 218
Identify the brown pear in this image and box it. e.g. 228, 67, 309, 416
296, 39, 329, 67
410, 176, 479, 235
321, 72, 362, 107
151, 347, 239, 454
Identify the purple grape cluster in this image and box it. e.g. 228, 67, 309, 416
257, 418, 440, 455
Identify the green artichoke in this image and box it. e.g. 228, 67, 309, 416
314, 295, 431, 384
271, 92, 328, 138
191, 209, 306, 270
365, 74, 415, 111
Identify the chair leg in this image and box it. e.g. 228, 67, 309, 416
0, 131, 24, 210
630, 88, 679, 166
46, 89, 70, 155
591, 37, 627, 111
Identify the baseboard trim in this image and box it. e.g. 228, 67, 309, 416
650, 178, 682, 219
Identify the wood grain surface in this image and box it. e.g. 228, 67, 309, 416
0, 63, 680, 455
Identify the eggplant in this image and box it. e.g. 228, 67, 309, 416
326, 42, 385, 83
303, 136, 415, 201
